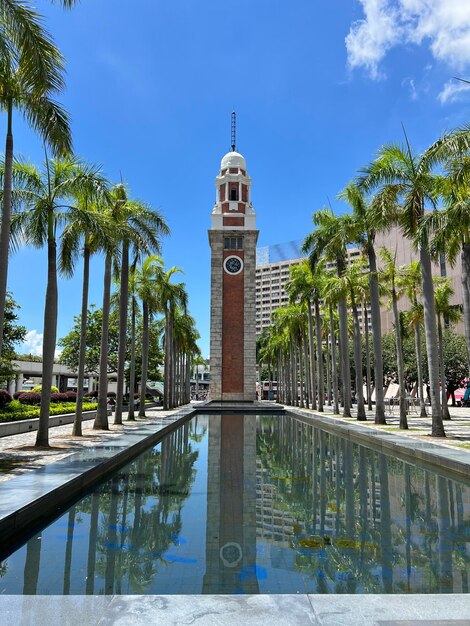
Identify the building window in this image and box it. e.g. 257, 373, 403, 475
224, 237, 243, 250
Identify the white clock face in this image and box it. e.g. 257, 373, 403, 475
224, 255, 243, 275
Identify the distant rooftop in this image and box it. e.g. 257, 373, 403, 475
256, 240, 305, 267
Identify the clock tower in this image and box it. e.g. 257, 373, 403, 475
208, 116, 258, 402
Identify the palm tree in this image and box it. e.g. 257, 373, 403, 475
0, 55, 71, 360
303, 209, 357, 417
357, 130, 470, 436
323, 260, 368, 420
112, 186, 169, 425
400, 261, 427, 417
11, 157, 105, 446
434, 279, 462, 420
126, 256, 139, 421
158, 268, 188, 411
427, 173, 470, 378
338, 183, 395, 424
59, 171, 112, 436
286, 260, 319, 410
380, 247, 408, 430
134, 255, 165, 417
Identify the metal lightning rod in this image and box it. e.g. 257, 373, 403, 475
231, 111, 236, 152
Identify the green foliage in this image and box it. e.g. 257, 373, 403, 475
0, 293, 27, 384
58, 305, 164, 381
32, 385, 59, 393
0, 400, 97, 423
380, 327, 468, 386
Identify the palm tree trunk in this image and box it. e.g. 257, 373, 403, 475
351, 298, 366, 420
392, 289, 408, 429
298, 340, 305, 408
139, 300, 149, 417
94, 252, 111, 430
325, 333, 331, 405
315, 299, 324, 411
307, 301, 317, 409
368, 244, 386, 424
115, 241, 129, 425
73, 244, 90, 436
364, 305, 372, 411
420, 245, 445, 436
303, 330, 311, 408
438, 316, 451, 420
163, 310, 170, 410
414, 322, 427, 417
36, 231, 58, 447
0, 99, 13, 358
461, 243, 470, 378
329, 303, 339, 414
127, 294, 137, 421
338, 295, 351, 417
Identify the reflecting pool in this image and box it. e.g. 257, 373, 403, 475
0, 413, 469, 594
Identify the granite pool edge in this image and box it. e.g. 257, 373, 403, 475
288, 406, 470, 480
0, 406, 196, 551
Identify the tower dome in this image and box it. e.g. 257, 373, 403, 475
220, 151, 246, 171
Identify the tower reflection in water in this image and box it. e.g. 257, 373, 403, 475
203, 414, 259, 593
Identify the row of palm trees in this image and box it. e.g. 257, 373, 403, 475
258, 126, 470, 438
7, 156, 201, 446
0, 2, 202, 447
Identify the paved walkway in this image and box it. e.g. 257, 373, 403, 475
0, 405, 191, 484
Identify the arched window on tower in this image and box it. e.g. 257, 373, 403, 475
229, 182, 239, 201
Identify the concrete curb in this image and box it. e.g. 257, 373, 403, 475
288, 406, 470, 480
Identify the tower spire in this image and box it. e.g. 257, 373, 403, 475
231, 111, 236, 152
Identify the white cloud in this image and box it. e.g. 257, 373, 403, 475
347, 1, 470, 81
438, 79, 470, 104
22, 329, 43, 356
21, 330, 62, 360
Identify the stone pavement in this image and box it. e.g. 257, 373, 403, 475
285, 400, 470, 452
0, 405, 191, 484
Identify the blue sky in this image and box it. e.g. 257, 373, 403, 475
7, 0, 470, 358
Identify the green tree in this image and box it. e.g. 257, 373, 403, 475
112, 187, 169, 425
380, 247, 408, 429
400, 261, 427, 417
0, 292, 26, 384
434, 279, 462, 420
134, 255, 165, 417
11, 157, 105, 446
158, 267, 187, 411
0, 25, 72, 361
303, 209, 358, 417
59, 165, 110, 435
338, 183, 396, 424
358, 128, 470, 436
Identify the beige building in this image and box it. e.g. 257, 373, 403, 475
255, 243, 369, 336
256, 231, 464, 337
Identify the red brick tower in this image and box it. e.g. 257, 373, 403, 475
208, 119, 258, 401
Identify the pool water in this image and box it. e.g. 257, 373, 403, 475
0, 413, 469, 595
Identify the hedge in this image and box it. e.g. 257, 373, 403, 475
0, 400, 98, 423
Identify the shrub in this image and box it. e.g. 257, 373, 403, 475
51, 392, 69, 403
18, 392, 41, 405
107, 391, 116, 398
0, 401, 98, 423
32, 385, 59, 394
134, 392, 140, 399
12, 391, 24, 400
84, 389, 98, 398
0, 389, 13, 409
65, 390, 77, 401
